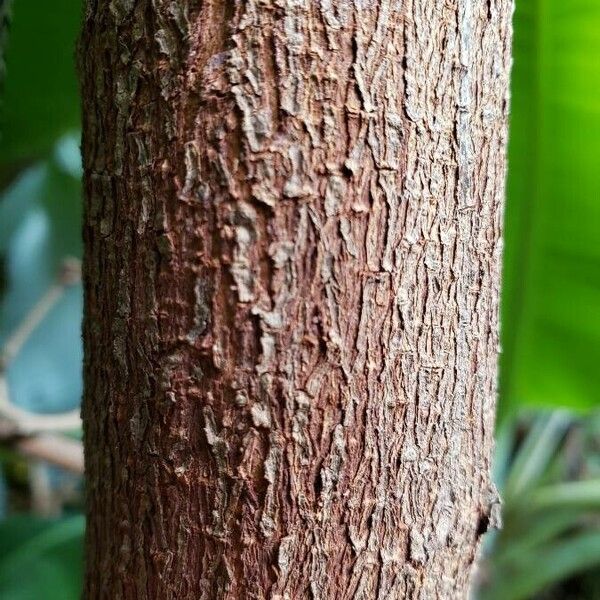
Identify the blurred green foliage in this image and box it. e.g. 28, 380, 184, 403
477, 412, 600, 599
501, 0, 600, 414
0, 0, 598, 599
0, 3, 85, 598
0, 137, 83, 414
0, 0, 81, 162
0, 514, 84, 599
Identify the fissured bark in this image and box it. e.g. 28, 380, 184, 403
81, 1, 511, 598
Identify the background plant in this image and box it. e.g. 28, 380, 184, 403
0, 0, 598, 598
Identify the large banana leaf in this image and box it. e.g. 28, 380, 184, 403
501, 0, 600, 414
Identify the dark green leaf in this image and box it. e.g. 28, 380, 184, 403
0, 514, 84, 600
484, 532, 600, 600
0, 0, 81, 162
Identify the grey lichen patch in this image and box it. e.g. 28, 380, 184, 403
252, 306, 284, 329
319, 424, 346, 516
211, 341, 225, 371
260, 436, 282, 538
131, 132, 151, 168
324, 174, 346, 217
250, 403, 271, 429
189, 278, 211, 340
339, 217, 358, 258
234, 390, 248, 407
256, 333, 276, 375
109, 0, 135, 22
292, 391, 312, 464
277, 535, 295, 576
269, 241, 295, 268
230, 203, 258, 303
182, 141, 201, 196
283, 146, 313, 198
154, 27, 178, 59
166, 2, 189, 37
409, 529, 427, 566
203, 406, 228, 474
344, 138, 366, 175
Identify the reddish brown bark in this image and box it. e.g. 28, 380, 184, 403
81, 1, 511, 598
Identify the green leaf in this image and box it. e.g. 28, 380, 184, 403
0, 514, 84, 600
0, 514, 60, 558
40, 141, 83, 263
491, 417, 516, 491
483, 532, 600, 600
503, 411, 571, 501
0, 147, 82, 334
0, 0, 81, 162
0, 163, 45, 255
491, 508, 584, 567
501, 0, 600, 414
0, 135, 83, 414
529, 478, 600, 510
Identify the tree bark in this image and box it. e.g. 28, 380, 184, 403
80, 1, 511, 598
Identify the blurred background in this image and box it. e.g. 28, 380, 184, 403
0, 1, 598, 598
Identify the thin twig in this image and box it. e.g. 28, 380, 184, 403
0, 259, 83, 435
17, 433, 84, 475
0, 376, 81, 435
0, 283, 65, 369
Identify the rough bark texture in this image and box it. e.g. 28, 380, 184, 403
81, 1, 511, 598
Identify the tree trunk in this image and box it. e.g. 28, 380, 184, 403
80, 1, 511, 598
